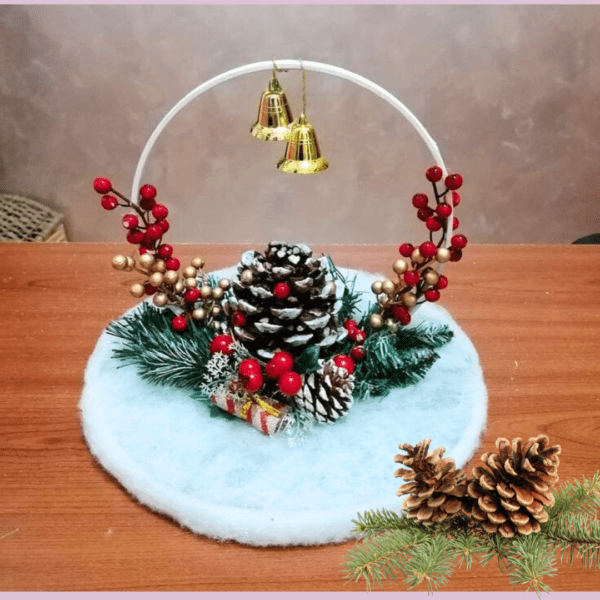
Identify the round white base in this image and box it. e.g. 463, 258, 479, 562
80, 268, 487, 546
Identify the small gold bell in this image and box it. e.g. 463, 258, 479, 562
277, 113, 329, 174
251, 73, 293, 141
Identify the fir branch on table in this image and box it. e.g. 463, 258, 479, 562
325, 255, 363, 325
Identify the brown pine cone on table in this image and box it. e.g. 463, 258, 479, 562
464, 435, 561, 538
394, 439, 467, 526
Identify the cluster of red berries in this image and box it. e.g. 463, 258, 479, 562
342, 319, 368, 362
238, 352, 302, 396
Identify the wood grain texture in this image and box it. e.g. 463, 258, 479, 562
1, 242, 599, 591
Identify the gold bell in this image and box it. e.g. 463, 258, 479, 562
251, 72, 293, 141
277, 113, 329, 174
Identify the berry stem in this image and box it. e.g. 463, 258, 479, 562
111, 188, 150, 228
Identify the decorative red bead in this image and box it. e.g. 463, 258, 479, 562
157, 244, 173, 259
171, 315, 188, 332
351, 346, 367, 362
184, 288, 201, 303
239, 358, 262, 379
93, 177, 112, 194
344, 319, 358, 331
393, 305, 412, 325
436, 203, 452, 219
412, 193, 429, 209
445, 173, 463, 191
353, 329, 367, 343
425, 166, 443, 182
127, 229, 145, 245
333, 354, 355, 375
244, 371, 264, 393
277, 371, 303, 396
435, 275, 449, 290
399, 243, 414, 257
210, 334, 235, 355
101, 195, 118, 210
144, 284, 157, 295
145, 225, 163, 243
152, 204, 168, 220
140, 197, 156, 211
273, 282, 290, 299
231, 311, 247, 327
165, 257, 180, 271
121, 214, 139, 230
426, 216, 443, 232
451, 234, 468, 249
139, 246, 151, 255
404, 271, 420, 286
451, 191, 461, 207
157, 219, 170, 234
419, 241, 438, 258
450, 249, 463, 262
417, 207, 434, 222
139, 184, 157, 201
453, 217, 460, 230
265, 351, 294, 379
425, 289, 441, 302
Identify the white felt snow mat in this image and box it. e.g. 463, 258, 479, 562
80, 267, 487, 546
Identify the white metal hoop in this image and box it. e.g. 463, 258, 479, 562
132, 59, 453, 244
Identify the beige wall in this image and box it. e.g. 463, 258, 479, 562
1, 4, 600, 244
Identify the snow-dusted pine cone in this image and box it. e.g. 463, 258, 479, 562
294, 359, 354, 423
464, 435, 561, 537
394, 439, 467, 525
224, 241, 345, 361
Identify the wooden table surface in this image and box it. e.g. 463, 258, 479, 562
1, 242, 600, 592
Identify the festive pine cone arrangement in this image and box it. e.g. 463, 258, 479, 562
93, 167, 466, 434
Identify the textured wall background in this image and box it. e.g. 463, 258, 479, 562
1, 4, 599, 244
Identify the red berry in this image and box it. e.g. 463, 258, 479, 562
145, 225, 163, 243
425, 166, 443, 182
435, 275, 448, 290
333, 354, 355, 375
436, 203, 452, 218
239, 358, 262, 379
353, 329, 367, 343
140, 184, 157, 201
425, 289, 441, 302
166, 257, 180, 271
453, 217, 460, 230
419, 241, 437, 259
451, 234, 468, 249
144, 284, 157, 295
127, 229, 145, 245
101, 195, 118, 210
93, 178, 112, 194
210, 334, 235, 355
157, 219, 170, 234
412, 193, 429, 209
351, 346, 367, 362
184, 288, 201, 303
172, 315, 188, 332
244, 371, 264, 393
344, 319, 358, 331
404, 271, 420, 286
277, 371, 302, 396
399, 243, 414, 257
450, 249, 463, 262
445, 173, 463, 191
426, 216, 443, 232
417, 207, 434, 222
157, 244, 173, 259
274, 282, 290, 299
140, 197, 156, 211
231, 311, 247, 327
139, 246, 151, 255
393, 305, 411, 325
152, 204, 168, 220
265, 351, 294, 379
451, 192, 461, 207
121, 214, 139, 229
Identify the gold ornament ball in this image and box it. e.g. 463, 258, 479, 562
152, 260, 167, 273
211, 287, 224, 300
163, 270, 179, 285
149, 272, 164, 286
411, 249, 425, 264
183, 266, 197, 279
192, 308, 206, 321
125, 256, 136, 272
402, 292, 417, 307
191, 257, 205, 269
129, 283, 145, 298
424, 270, 440, 285
393, 259, 408, 274
382, 279, 396, 296
218, 278, 231, 290
200, 285, 212, 299
139, 253, 155, 269
371, 281, 383, 295
175, 280, 185, 293
111, 254, 128, 271
153, 293, 168, 307
211, 305, 221, 316
436, 248, 451, 263
241, 269, 254, 284
369, 313, 384, 328
185, 277, 198, 289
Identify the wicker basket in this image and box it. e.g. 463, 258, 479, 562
0, 193, 67, 242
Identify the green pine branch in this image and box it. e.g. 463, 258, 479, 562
351, 508, 427, 538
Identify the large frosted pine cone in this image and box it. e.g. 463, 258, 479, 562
464, 435, 561, 537
394, 439, 467, 525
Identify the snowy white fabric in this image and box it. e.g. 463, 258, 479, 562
80, 267, 487, 546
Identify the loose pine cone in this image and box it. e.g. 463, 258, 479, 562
394, 439, 467, 525
464, 435, 561, 537
294, 359, 354, 423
